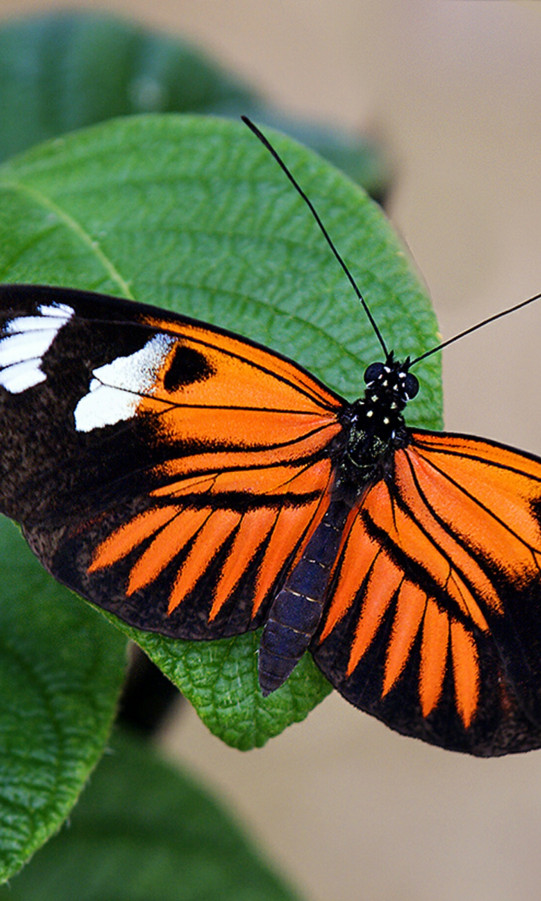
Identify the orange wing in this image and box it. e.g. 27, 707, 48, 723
313, 430, 541, 755
0, 286, 344, 639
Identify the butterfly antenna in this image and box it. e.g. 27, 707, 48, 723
410, 290, 541, 366
242, 116, 389, 359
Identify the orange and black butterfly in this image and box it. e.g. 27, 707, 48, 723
1, 119, 541, 757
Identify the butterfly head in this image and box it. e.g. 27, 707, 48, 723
342, 355, 419, 476
362, 354, 419, 411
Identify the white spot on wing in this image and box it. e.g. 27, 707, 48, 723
0, 359, 47, 393
0, 302, 74, 393
74, 333, 175, 432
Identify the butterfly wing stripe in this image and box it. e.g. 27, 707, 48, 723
382, 579, 427, 696
151, 473, 218, 498
419, 602, 450, 717
217, 480, 335, 624
450, 620, 480, 728
165, 478, 332, 625
378, 459, 502, 723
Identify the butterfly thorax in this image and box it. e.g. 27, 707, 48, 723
340, 355, 419, 486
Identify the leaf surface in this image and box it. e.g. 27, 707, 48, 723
0, 520, 126, 883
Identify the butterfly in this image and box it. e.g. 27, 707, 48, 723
1, 119, 541, 758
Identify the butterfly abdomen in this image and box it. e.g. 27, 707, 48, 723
258, 494, 351, 695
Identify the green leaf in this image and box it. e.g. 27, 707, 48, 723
0, 519, 127, 884
116, 626, 332, 751
0, 729, 303, 901
0, 114, 441, 750
0, 11, 388, 194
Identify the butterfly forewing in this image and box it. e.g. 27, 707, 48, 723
0, 284, 344, 638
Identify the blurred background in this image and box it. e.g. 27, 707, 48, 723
3, 1, 541, 899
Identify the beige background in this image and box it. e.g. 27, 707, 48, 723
3, 1, 541, 899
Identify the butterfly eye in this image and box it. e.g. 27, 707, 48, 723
364, 362, 385, 384
404, 372, 419, 399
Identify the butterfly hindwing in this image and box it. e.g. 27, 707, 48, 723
0, 284, 344, 639
313, 430, 541, 754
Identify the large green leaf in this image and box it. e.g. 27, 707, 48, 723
0, 729, 303, 901
0, 519, 127, 883
0, 11, 388, 195
0, 114, 441, 751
